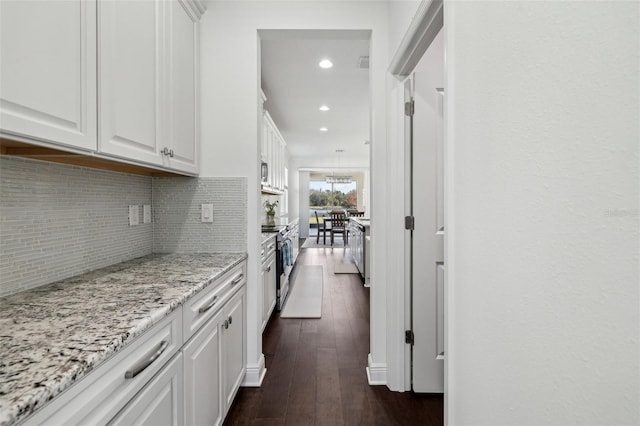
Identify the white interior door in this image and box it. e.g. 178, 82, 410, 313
408, 29, 445, 393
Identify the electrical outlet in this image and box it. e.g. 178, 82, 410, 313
201, 203, 213, 223
128, 205, 139, 226
143, 205, 151, 224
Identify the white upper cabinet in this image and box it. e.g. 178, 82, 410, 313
261, 110, 287, 193
98, 0, 162, 165
1, 0, 203, 175
0, 0, 97, 151
99, 0, 201, 174
164, 0, 199, 174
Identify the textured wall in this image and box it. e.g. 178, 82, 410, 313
0, 156, 152, 297
446, 1, 640, 424
152, 177, 247, 253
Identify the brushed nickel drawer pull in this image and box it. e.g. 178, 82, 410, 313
267, 243, 275, 250
198, 295, 219, 313
124, 340, 168, 379
231, 274, 244, 286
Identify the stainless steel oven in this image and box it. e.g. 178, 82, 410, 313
262, 224, 295, 311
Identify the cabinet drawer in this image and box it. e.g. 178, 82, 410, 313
109, 352, 183, 426
261, 238, 276, 264
24, 309, 182, 426
182, 263, 246, 342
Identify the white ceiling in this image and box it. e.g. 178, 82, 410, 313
260, 30, 371, 164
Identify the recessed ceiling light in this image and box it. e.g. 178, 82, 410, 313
319, 127, 328, 132
318, 59, 333, 69
319, 105, 330, 112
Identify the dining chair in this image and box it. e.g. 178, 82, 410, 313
329, 211, 347, 245
314, 211, 327, 244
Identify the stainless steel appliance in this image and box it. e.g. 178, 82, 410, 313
261, 222, 299, 310
349, 219, 365, 280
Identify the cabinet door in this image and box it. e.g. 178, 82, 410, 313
223, 288, 246, 412
165, 0, 198, 174
98, 0, 163, 165
261, 261, 268, 332
183, 309, 224, 426
0, 0, 97, 150
267, 254, 277, 316
110, 353, 183, 426
262, 253, 276, 333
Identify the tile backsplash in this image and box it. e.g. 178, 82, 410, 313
0, 156, 152, 297
152, 177, 247, 253
0, 157, 248, 297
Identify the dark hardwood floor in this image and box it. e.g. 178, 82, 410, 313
224, 243, 443, 425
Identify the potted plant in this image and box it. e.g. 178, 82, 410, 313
264, 200, 278, 226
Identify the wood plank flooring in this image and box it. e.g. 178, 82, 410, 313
224, 244, 443, 426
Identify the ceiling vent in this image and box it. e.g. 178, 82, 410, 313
357, 56, 370, 69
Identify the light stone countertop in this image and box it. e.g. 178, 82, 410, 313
261, 232, 278, 245
350, 217, 371, 228
0, 252, 247, 426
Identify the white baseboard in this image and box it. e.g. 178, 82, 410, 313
366, 353, 387, 385
241, 354, 266, 387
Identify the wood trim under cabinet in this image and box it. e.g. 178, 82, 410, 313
0, 137, 186, 177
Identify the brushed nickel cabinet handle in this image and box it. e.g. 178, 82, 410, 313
198, 295, 219, 313
124, 340, 168, 379
231, 274, 244, 286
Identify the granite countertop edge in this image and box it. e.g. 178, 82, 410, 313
350, 217, 371, 228
0, 252, 248, 426
261, 232, 278, 244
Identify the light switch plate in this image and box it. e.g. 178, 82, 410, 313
129, 205, 139, 226
143, 205, 151, 224
201, 203, 213, 223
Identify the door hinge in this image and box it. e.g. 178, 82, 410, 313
405, 330, 414, 345
404, 100, 415, 116
404, 216, 415, 230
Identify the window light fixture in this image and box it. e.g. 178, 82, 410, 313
325, 149, 352, 183
325, 175, 353, 184
318, 59, 333, 69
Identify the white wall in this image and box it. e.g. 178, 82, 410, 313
199, 0, 390, 387
445, 1, 640, 424
289, 153, 370, 237
388, 0, 421, 57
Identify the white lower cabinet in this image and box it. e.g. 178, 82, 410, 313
183, 308, 224, 426
183, 285, 246, 425
23, 261, 247, 426
110, 353, 184, 426
23, 310, 182, 426
223, 288, 246, 412
261, 250, 276, 333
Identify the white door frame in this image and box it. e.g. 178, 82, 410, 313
388, 0, 445, 393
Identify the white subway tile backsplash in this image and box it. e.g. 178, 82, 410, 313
152, 177, 247, 253
0, 156, 152, 297
1, 157, 248, 297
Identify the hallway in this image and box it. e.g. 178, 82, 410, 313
225, 245, 443, 425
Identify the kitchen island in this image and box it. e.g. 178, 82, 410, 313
349, 217, 371, 286
0, 252, 247, 426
